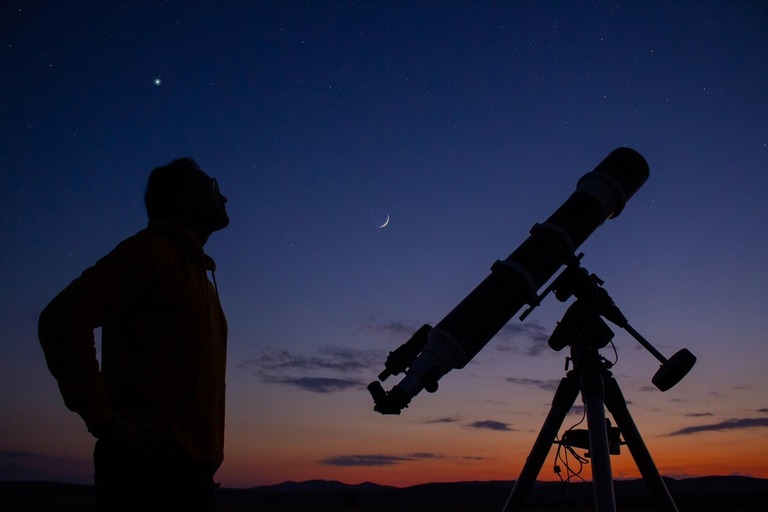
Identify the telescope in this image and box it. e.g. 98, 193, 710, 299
368, 148, 652, 414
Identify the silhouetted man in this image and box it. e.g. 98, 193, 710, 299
39, 158, 229, 511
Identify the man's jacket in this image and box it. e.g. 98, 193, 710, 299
38, 220, 227, 468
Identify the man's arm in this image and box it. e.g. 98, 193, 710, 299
38, 233, 166, 435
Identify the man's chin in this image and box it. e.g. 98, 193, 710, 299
213, 213, 230, 231
198, 210, 229, 234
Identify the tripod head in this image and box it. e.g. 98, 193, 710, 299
535, 255, 696, 391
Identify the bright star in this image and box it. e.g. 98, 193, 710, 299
153, 77, 162, 86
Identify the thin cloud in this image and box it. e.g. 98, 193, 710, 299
506, 377, 561, 391
494, 322, 551, 356
240, 344, 382, 393
467, 420, 514, 432
425, 416, 461, 424
410, 452, 444, 460
667, 417, 768, 436
362, 319, 424, 340
321, 454, 413, 467
240, 345, 380, 374
320, 453, 443, 467
261, 375, 363, 393
684, 412, 714, 417
320, 452, 482, 467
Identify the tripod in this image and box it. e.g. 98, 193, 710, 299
501, 342, 678, 512
503, 258, 695, 512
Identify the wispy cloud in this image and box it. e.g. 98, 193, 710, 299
424, 416, 461, 424
240, 344, 381, 393
320, 454, 417, 467
362, 319, 424, 341
241, 345, 381, 374
667, 417, 768, 436
494, 322, 551, 356
506, 377, 561, 391
684, 412, 714, 418
320, 452, 482, 467
467, 420, 515, 432
260, 375, 364, 393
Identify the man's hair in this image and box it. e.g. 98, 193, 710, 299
144, 157, 200, 220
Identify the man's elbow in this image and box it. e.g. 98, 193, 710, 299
38, 301, 58, 345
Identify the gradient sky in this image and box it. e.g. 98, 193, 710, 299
2, 1, 767, 489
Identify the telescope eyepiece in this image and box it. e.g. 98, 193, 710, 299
368, 381, 411, 415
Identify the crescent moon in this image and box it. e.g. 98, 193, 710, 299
377, 213, 390, 229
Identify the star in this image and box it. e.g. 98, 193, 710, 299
153, 77, 162, 86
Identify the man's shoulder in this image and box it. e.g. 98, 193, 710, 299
95, 221, 206, 273
113, 228, 173, 253
97, 228, 178, 269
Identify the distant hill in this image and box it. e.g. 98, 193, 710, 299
2, 476, 767, 511
253, 479, 395, 492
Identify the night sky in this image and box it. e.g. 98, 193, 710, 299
2, 1, 767, 488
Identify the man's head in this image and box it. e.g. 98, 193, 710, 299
145, 157, 229, 242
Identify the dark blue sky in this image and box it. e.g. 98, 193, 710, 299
2, 1, 767, 486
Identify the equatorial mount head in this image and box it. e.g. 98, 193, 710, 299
548, 299, 615, 352
542, 255, 697, 391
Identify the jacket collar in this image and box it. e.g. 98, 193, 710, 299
146, 219, 216, 271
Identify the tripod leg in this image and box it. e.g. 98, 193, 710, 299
581, 366, 617, 512
603, 377, 679, 512
501, 376, 580, 512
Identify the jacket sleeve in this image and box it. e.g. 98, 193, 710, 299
38, 233, 166, 434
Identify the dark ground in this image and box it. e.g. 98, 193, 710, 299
1, 476, 766, 511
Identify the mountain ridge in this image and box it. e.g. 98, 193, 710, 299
2, 476, 767, 511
